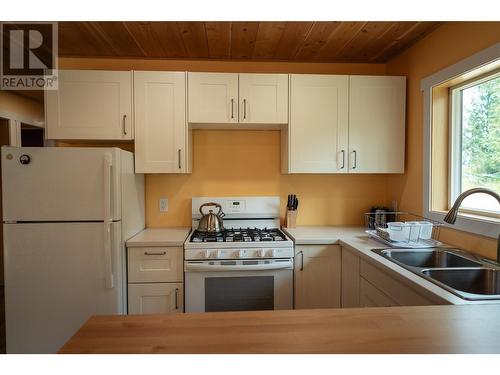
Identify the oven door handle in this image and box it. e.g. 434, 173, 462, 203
184, 262, 293, 272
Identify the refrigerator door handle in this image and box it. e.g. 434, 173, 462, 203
103, 154, 114, 289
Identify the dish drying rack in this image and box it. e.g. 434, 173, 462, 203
364, 211, 443, 248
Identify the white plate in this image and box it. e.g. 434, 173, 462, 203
365, 230, 442, 248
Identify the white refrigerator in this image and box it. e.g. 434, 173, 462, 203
1, 146, 145, 353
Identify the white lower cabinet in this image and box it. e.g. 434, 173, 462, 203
359, 278, 397, 307
340, 246, 442, 308
294, 245, 341, 309
341, 247, 360, 308
127, 246, 184, 314
128, 283, 183, 314
359, 259, 436, 306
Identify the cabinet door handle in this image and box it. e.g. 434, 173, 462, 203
144, 251, 166, 256
175, 288, 179, 310
178, 149, 181, 170
243, 99, 247, 120
341, 150, 345, 169
230, 98, 235, 119
122, 114, 127, 135
298, 251, 304, 271
352, 150, 357, 169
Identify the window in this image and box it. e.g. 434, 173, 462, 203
450, 72, 500, 216
422, 44, 500, 239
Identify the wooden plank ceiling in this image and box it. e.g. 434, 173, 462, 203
58, 21, 442, 63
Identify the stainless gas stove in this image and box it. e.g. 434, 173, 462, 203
184, 196, 294, 313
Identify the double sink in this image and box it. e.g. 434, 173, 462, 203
372, 248, 500, 300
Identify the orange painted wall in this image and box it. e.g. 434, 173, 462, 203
386, 21, 500, 258
59, 57, 391, 227
147, 130, 391, 227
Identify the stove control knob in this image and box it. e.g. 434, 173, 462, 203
256, 249, 265, 258
200, 250, 210, 259
212, 250, 222, 259
235, 250, 244, 258
267, 249, 277, 258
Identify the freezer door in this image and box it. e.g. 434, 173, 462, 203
3, 221, 124, 353
1, 146, 121, 221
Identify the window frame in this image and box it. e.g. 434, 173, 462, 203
421, 42, 500, 239
449, 70, 500, 218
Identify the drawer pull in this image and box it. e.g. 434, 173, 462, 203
144, 251, 167, 256
122, 114, 127, 135
297, 251, 304, 271
175, 288, 179, 310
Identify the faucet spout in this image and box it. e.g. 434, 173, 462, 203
444, 188, 500, 263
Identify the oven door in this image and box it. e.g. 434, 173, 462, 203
184, 259, 293, 313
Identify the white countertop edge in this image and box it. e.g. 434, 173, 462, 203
126, 228, 192, 247
283, 226, 499, 306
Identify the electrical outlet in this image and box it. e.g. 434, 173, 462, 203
159, 198, 168, 212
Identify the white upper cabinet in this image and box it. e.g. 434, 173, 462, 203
188, 72, 288, 125
238, 73, 288, 124
348, 75, 406, 173
188, 72, 238, 124
285, 74, 406, 174
288, 74, 349, 173
134, 71, 188, 174
45, 70, 133, 140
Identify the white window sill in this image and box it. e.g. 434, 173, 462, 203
425, 209, 499, 239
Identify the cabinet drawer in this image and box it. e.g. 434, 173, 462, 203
128, 283, 183, 314
360, 259, 434, 306
128, 247, 183, 283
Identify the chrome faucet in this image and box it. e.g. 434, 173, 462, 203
444, 187, 500, 262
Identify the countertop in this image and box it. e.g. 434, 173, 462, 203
283, 226, 373, 245
282, 226, 497, 305
59, 304, 500, 354
126, 228, 191, 247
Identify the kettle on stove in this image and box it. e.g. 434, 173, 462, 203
197, 202, 225, 233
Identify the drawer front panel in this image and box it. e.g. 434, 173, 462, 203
128, 247, 183, 283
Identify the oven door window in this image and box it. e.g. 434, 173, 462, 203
205, 276, 274, 312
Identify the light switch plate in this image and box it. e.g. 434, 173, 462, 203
159, 198, 168, 212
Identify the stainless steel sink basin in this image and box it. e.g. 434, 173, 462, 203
371, 247, 500, 300
421, 268, 500, 299
379, 249, 482, 268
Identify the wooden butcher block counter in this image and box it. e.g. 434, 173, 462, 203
59, 304, 500, 354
